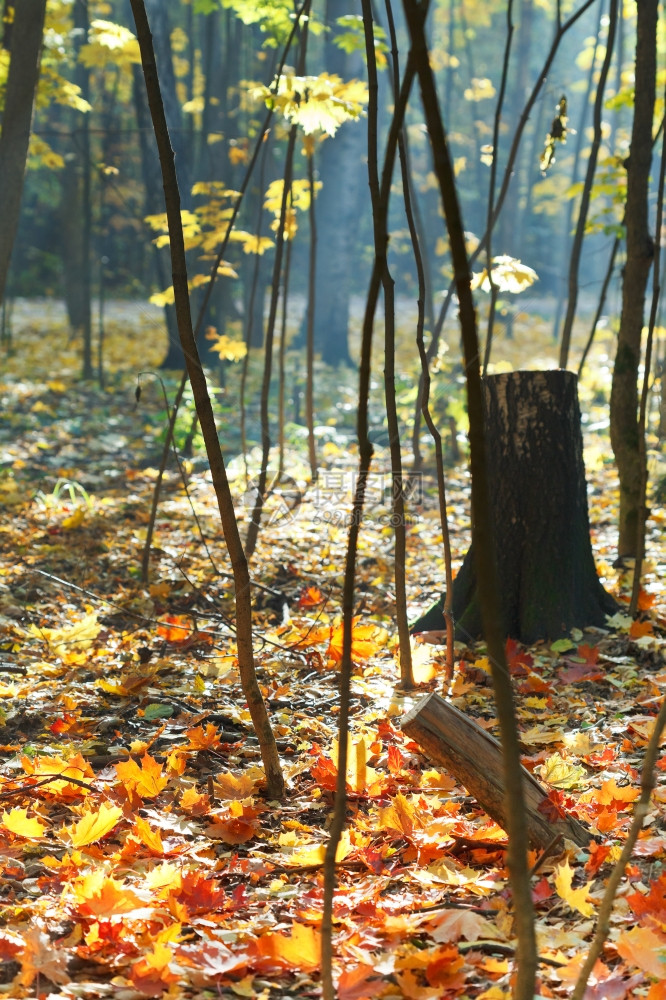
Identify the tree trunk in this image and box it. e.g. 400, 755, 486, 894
314, 0, 366, 367
144, 0, 192, 370
412, 370, 617, 643
0, 0, 47, 306
132, 60, 182, 368
610, 0, 657, 557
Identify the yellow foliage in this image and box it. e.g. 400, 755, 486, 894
78, 20, 141, 69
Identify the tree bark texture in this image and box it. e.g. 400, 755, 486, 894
0, 0, 47, 306
610, 0, 657, 556
412, 371, 617, 643
313, 0, 365, 366
402, 693, 593, 848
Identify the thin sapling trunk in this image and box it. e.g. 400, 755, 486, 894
131, 0, 284, 800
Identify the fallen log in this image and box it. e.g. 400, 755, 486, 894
401, 692, 593, 849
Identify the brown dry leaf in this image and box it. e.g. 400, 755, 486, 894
18, 925, 70, 987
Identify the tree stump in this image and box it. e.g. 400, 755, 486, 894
411, 370, 617, 643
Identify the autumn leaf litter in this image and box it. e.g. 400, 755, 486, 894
0, 309, 664, 997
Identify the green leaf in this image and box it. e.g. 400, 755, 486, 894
550, 638, 576, 652
143, 703, 174, 720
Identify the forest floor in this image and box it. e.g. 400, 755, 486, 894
0, 300, 665, 998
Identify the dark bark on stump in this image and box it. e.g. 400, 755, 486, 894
412, 370, 617, 643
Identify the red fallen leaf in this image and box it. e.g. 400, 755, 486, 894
585, 842, 613, 875
577, 643, 600, 664
558, 662, 603, 683
298, 585, 324, 608
537, 789, 573, 822
518, 674, 553, 694
175, 871, 228, 914
585, 746, 616, 768
0, 929, 23, 961
387, 744, 406, 774
532, 876, 553, 903
231, 883, 247, 907
505, 637, 533, 676
309, 754, 338, 791
49, 713, 78, 735
357, 846, 385, 874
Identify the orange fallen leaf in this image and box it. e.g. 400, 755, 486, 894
298, 585, 324, 608
337, 963, 384, 1000
616, 925, 666, 979
630, 619, 654, 639
596, 777, 640, 806
180, 786, 211, 815
130, 815, 165, 855
22, 752, 95, 798
157, 614, 192, 641
214, 769, 261, 800
71, 871, 144, 918
18, 925, 70, 987
130, 942, 179, 996
116, 753, 167, 799
185, 723, 222, 750
326, 617, 388, 664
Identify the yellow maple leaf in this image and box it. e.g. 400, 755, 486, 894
538, 752, 587, 789
115, 753, 167, 799
1, 807, 46, 839
62, 507, 86, 530
145, 861, 182, 894
378, 792, 419, 837
554, 858, 595, 917
28, 612, 100, 651
332, 736, 380, 793
286, 830, 352, 866
66, 802, 123, 848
